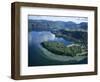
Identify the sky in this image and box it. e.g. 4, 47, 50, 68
28, 15, 88, 24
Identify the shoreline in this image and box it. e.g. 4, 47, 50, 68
40, 45, 87, 62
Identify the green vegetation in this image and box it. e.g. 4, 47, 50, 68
41, 41, 85, 57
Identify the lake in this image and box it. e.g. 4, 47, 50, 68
28, 31, 87, 66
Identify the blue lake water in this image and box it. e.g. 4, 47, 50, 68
28, 31, 72, 45
28, 31, 87, 66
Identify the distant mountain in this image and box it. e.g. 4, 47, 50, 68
28, 19, 88, 32
64, 21, 77, 29
28, 20, 51, 31
78, 22, 88, 30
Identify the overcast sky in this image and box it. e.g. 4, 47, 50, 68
28, 15, 88, 24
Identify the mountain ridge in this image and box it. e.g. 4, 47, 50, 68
28, 19, 88, 31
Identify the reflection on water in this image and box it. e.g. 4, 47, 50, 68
28, 31, 71, 45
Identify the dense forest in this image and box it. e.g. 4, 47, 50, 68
41, 41, 87, 57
